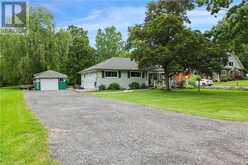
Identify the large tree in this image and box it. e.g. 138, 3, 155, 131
209, 1, 248, 71
128, 0, 228, 90
0, 7, 73, 86
95, 26, 127, 62
66, 25, 95, 85
129, 14, 186, 90
176, 30, 228, 76
0, 7, 57, 85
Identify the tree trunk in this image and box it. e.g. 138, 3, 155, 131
165, 72, 170, 90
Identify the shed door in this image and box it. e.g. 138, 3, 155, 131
40, 79, 58, 91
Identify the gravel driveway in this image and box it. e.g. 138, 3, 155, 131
25, 90, 248, 165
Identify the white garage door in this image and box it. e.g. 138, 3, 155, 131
40, 79, 58, 91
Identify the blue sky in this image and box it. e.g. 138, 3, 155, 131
17, 0, 240, 45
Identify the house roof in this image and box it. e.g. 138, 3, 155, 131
79, 57, 140, 73
233, 55, 245, 70
224, 54, 245, 70
34, 70, 67, 79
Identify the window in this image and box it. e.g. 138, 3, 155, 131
105, 72, 118, 77
131, 72, 141, 77
221, 70, 226, 75
229, 62, 233, 66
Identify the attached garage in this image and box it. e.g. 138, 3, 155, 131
34, 70, 67, 91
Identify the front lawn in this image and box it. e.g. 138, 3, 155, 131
0, 89, 57, 165
94, 89, 248, 122
214, 80, 248, 87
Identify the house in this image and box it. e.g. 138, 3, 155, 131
34, 70, 67, 91
79, 57, 148, 89
213, 54, 245, 81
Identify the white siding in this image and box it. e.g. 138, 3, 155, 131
225, 55, 243, 70
81, 72, 97, 89
40, 79, 58, 91
96, 70, 148, 89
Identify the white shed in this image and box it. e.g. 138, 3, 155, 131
33, 70, 67, 91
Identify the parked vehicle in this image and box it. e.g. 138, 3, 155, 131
197, 79, 214, 86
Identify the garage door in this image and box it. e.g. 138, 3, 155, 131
40, 79, 58, 91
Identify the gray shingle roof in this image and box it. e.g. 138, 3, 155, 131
34, 70, 67, 79
79, 57, 140, 73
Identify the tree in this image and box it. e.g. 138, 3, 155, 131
66, 25, 95, 85
0, 7, 73, 86
95, 26, 127, 62
128, 0, 228, 90
209, 2, 248, 71
55, 29, 72, 73
176, 30, 228, 76
129, 14, 186, 90
145, 0, 195, 23
145, 0, 238, 22
196, 0, 234, 14
0, 33, 26, 85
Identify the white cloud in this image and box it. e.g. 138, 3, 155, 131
187, 8, 225, 31
58, 6, 146, 46
57, 6, 226, 46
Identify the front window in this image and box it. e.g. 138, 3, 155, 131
131, 72, 141, 77
221, 70, 226, 75
105, 72, 118, 77
229, 62, 233, 66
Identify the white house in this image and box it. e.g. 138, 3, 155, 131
34, 70, 67, 91
79, 57, 149, 90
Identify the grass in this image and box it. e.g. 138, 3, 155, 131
0, 89, 57, 165
93, 89, 248, 122
214, 80, 248, 87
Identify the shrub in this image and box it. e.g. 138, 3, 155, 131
187, 80, 197, 88
129, 82, 140, 89
99, 84, 106, 90
108, 83, 120, 90
221, 76, 230, 82
186, 74, 200, 88
141, 83, 147, 89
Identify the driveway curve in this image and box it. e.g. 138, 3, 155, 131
25, 90, 248, 165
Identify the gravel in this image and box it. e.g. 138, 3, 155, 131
25, 90, 248, 165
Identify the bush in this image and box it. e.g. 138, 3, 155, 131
186, 74, 200, 88
108, 83, 120, 90
188, 80, 197, 88
99, 84, 106, 90
129, 82, 140, 89
141, 83, 147, 89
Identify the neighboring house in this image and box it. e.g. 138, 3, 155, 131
34, 70, 67, 91
213, 54, 245, 81
79, 57, 148, 89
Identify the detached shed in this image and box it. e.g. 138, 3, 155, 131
34, 70, 67, 91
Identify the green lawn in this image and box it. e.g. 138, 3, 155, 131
0, 89, 57, 165
214, 80, 248, 87
94, 89, 248, 122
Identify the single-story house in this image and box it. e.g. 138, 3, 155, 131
79, 57, 149, 89
34, 70, 67, 91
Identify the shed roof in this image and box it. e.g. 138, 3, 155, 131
34, 70, 67, 79
79, 57, 140, 73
